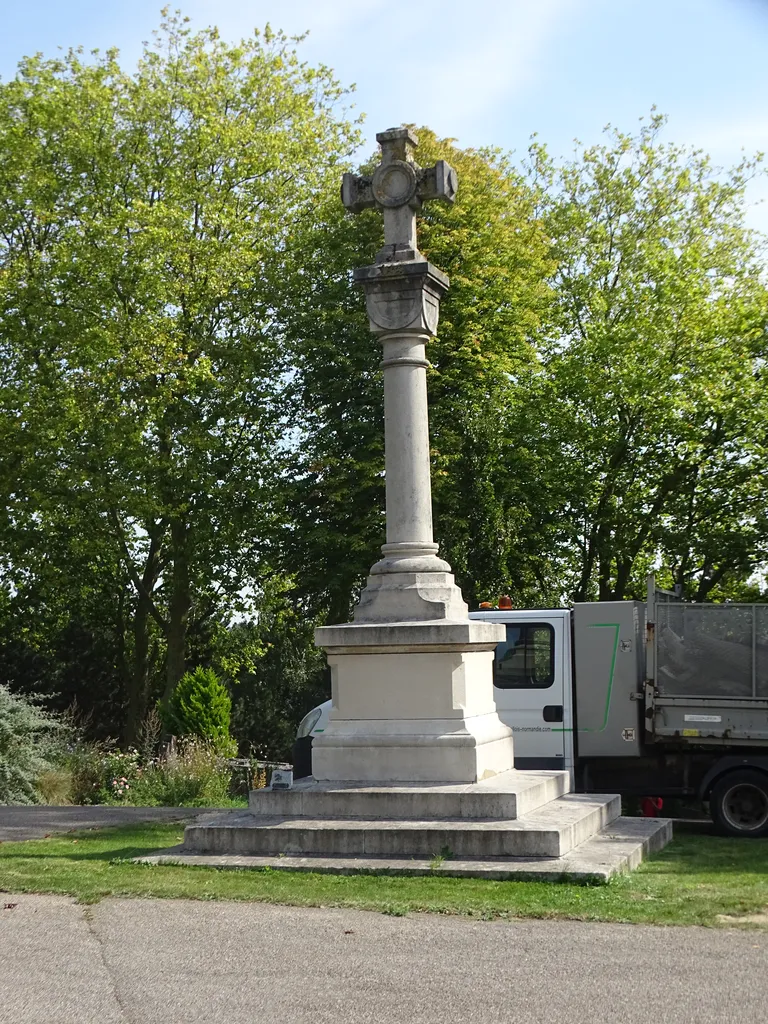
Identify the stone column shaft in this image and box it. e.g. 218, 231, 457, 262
380, 332, 436, 556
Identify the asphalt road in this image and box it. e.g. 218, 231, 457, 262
1, 894, 766, 1024
0, 806, 213, 843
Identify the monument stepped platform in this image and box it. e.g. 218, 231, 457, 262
247, 771, 570, 821
141, 816, 670, 883
139, 771, 672, 881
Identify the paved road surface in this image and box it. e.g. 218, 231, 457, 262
0, 806, 214, 843
0, 894, 765, 1024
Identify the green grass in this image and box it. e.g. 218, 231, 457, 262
0, 823, 766, 926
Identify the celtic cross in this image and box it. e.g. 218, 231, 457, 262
341, 127, 457, 263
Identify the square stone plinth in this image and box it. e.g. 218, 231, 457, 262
313, 619, 512, 784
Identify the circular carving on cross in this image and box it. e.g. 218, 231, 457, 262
372, 160, 417, 208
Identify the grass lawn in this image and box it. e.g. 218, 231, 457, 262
0, 822, 766, 927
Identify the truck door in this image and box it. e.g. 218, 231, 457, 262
491, 616, 570, 770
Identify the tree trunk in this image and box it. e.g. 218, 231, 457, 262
163, 516, 191, 705
124, 592, 153, 746
123, 533, 164, 746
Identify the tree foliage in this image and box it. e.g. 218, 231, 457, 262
1, 8, 766, 755
228, 593, 330, 761
0, 11, 360, 739
282, 127, 557, 616
528, 114, 768, 600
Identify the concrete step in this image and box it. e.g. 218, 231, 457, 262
141, 816, 672, 883
184, 793, 620, 860
248, 770, 570, 821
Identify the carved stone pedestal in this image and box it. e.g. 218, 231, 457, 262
312, 620, 512, 784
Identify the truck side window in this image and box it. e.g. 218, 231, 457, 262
493, 623, 555, 689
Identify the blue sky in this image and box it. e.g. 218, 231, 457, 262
2, 0, 767, 228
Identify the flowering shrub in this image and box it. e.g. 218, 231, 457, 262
65, 745, 143, 804
101, 749, 142, 802
61, 738, 231, 806
130, 739, 232, 806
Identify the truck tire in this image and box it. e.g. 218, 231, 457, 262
710, 769, 768, 838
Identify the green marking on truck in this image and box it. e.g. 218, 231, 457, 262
580, 623, 620, 733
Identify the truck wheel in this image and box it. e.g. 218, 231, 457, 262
710, 770, 768, 838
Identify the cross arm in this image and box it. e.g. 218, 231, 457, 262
417, 161, 458, 205
341, 173, 376, 215
342, 159, 457, 216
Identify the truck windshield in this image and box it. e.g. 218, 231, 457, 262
493, 623, 555, 689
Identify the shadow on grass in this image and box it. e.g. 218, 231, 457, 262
0, 824, 183, 864
644, 834, 768, 876
0, 844, 179, 863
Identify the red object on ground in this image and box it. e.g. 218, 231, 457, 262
641, 797, 664, 817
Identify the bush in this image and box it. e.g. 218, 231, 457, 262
64, 744, 142, 804
162, 667, 236, 755
36, 768, 74, 805
129, 739, 232, 806
0, 684, 65, 804
56, 736, 233, 808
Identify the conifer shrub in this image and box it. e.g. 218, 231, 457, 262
0, 684, 64, 804
162, 667, 236, 755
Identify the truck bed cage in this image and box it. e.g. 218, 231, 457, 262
646, 576, 768, 745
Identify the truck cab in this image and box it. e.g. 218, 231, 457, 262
468, 608, 574, 773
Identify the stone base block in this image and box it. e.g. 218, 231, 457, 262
353, 570, 468, 623
248, 769, 570, 820
312, 712, 515, 784
179, 793, 621, 860
313, 618, 511, 784
143, 771, 671, 880
139, 817, 673, 883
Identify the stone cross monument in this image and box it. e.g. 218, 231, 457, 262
312, 128, 513, 785
342, 128, 465, 621
177, 127, 664, 883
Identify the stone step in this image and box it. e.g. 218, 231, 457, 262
184, 793, 620, 860
248, 769, 570, 821
141, 816, 672, 883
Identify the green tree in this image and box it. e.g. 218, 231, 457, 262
0, 11, 361, 739
529, 114, 768, 601
162, 666, 234, 752
227, 593, 330, 762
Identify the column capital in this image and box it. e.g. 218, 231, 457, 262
353, 259, 449, 336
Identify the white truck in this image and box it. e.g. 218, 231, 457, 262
293, 578, 768, 837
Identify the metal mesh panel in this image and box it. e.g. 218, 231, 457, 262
757, 606, 768, 699
656, 604, 763, 698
